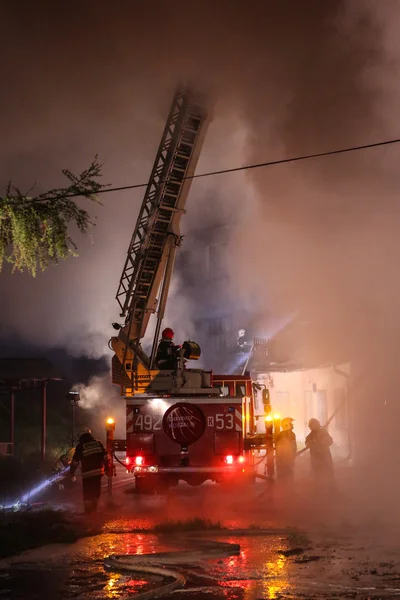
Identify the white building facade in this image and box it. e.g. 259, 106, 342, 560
255, 363, 351, 458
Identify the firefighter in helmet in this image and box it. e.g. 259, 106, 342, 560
69, 428, 108, 514
305, 418, 335, 490
155, 327, 181, 370
275, 417, 297, 483
53, 447, 75, 492
237, 329, 251, 354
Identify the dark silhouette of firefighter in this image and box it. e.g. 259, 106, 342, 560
275, 417, 297, 483
70, 429, 108, 513
53, 448, 74, 492
237, 328, 251, 354
305, 418, 335, 490
155, 327, 181, 370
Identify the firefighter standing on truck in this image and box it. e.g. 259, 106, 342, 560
155, 327, 181, 370
70, 429, 108, 513
275, 417, 297, 483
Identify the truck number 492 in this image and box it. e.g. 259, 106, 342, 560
134, 414, 162, 431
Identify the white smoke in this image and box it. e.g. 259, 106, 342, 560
75, 374, 125, 439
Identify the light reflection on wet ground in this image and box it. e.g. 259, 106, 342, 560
2, 528, 400, 599
3, 472, 400, 599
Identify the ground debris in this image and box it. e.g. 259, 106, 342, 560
294, 555, 323, 564
278, 547, 304, 557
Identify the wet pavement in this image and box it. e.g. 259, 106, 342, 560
2, 525, 400, 599
2, 467, 400, 599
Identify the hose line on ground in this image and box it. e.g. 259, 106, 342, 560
104, 560, 185, 600
104, 539, 241, 600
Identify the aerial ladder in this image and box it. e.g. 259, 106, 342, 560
110, 86, 213, 397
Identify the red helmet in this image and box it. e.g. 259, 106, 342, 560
162, 327, 174, 339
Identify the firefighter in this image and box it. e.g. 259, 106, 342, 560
69, 428, 108, 514
237, 329, 251, 354
275, 417, 297, 483
155, 327, 181, 370
53, 448, 74, 492
305, 418, 335, 490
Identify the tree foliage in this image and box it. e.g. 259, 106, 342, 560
0, 158, 106, 276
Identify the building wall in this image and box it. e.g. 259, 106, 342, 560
178, 224, 266, 371
255, 363, 351, 458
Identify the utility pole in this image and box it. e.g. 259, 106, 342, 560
68, 391, 80, 447
105, 417, 116, 505
41, 380, 48, 462
10, 388, 15, 456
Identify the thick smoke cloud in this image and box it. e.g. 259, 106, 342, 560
1, 0, 399, 476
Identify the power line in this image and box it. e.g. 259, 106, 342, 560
7, 135, 400, 205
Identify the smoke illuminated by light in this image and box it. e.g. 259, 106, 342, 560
0, 467, 70, 511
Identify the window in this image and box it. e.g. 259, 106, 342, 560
316, 390, 327, 425
214, 385, 229, 397
235, 384, 246, 398
334, 388, 347, 428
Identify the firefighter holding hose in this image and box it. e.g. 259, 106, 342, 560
70, 428, 109, 514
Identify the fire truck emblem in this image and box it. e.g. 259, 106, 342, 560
162, 403, 206, 445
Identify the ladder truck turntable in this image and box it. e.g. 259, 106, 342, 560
110, 86, 271, 493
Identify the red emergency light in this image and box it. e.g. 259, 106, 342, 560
225, 455, 234, 465
125, 456, 131, 465
135, 456, 144, 466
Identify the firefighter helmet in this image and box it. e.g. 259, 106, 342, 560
281, 417, 294, 431
79, 427, 92, 437
308, 418, 321, 430
162, 327, 174, 339
79, 429, 93, 444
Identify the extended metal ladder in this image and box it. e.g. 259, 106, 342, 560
115, 86, 208, 340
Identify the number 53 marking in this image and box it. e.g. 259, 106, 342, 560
215, 413, 234, 430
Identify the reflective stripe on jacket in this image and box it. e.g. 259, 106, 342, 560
70, 437, 107, 478
82, 467, 104, 479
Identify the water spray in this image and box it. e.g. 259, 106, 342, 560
0, 466, 70, 512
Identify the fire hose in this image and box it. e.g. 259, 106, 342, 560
296, 403, 345, 459
104, 540, 240, 600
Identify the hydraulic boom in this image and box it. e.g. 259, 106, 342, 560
110, 86, 211, 396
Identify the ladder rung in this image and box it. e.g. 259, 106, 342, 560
178, 140, 194, 149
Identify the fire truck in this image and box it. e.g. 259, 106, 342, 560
110, 86, 269, 493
